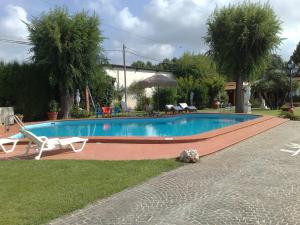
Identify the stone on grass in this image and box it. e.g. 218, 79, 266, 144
179, 149, 199, 163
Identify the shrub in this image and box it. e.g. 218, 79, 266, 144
250, 98, 261, 108
280, 104, 290, 111
71, 106, 92, 118
152, 88, 177, 111
136, 95, 152, 111
48, 100, 59, 112
193, 83, 209, 109
219, 91, 229, 104
176, 75, 223, 109
0, 62, 51, 121
204, 76, 225, 106
279, 111, 299, 120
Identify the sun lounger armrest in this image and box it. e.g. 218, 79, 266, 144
39, 136, 48, 141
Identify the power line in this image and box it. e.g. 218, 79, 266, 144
0, 36, 176, 65
34, 0, 194, 54
103, 49, 122, 52
102, 22, 191, 51
126, 50, 161, 63
0, 38, 31, 45
102, 23, 165, 45
0, 37, 123, 53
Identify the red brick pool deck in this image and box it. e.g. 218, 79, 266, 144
0, 115, 288, 160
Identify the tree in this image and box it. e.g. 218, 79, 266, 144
90, 69, 115, 107
252, 55, 298, 109
291, 41, 300, 64
173, 53, 219, 79
204, 76, 226, 105
206, 2, 281, 112
131, 60, 146, 69
174, 53, 225, 107
27, 8, 103, 118
128, 81, 149, 111
152, 88, 177, 111
252, 70, 295, 109
146, 61, 153, 69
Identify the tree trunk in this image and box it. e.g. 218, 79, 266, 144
235, 75, 244, 113
59, 84, 74, 119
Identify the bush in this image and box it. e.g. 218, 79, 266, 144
280, 104, 290, 111
219, 91, 229, 104
153, 88, 177, 111
176, 75, 224, 109
90, 72, 116, 107
71, 106, 93, 118
0, 62, 51, 121
136, 95, 152, 111
250, 98, 261, 108
279, 111, 300, 120
193, 83, 209, 109
48, 100, 59, 112
204, 76, 225, 106
128, 81, 151, 111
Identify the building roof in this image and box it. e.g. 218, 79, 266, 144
225, 82, 236, 91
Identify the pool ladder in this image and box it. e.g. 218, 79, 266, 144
4, 115, 25, 132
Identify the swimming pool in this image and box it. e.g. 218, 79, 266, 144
11, 114, 259, 138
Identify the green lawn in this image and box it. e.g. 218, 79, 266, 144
251, 109, 282, 116
251, 108, 300, 118
197, 107, 300, 118
0, 160, 182, 225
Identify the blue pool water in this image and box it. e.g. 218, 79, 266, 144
12, 114, 259, 138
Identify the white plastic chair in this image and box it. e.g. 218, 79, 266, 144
20, 129, 88, 160
0, 138, 18, 153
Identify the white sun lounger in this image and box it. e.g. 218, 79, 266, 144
20, 129, 88, 160
165, 105, 184, 114
179, 103, 197, 112
0, 138, 19, 153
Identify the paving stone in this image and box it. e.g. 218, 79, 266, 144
49, 121, 300, 225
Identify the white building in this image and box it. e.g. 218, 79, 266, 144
105, 64, 174, 109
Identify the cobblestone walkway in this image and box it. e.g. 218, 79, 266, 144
49, 121, 300, 225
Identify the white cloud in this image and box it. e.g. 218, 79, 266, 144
87, 0, 118, 16
104, 40, 175, 65
91, 1, 175, 64
118, 7, 147, 30
0, 4, 30, 62
1, 0, 300, 63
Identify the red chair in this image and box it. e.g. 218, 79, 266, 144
102, 107, 111, 117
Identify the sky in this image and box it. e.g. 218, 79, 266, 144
0, 0, 300, 65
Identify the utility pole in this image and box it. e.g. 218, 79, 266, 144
123, 44, 127, 107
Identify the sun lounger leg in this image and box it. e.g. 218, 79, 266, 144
69, 140, 87, 152
0, 140, 18, 153
34, 142, 48, 160
35, 148, 44, 160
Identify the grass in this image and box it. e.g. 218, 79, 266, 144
251, 109, 282, 116
196, 107, 300, 118
251, 108, 300, 118
0, 160, 182, 225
